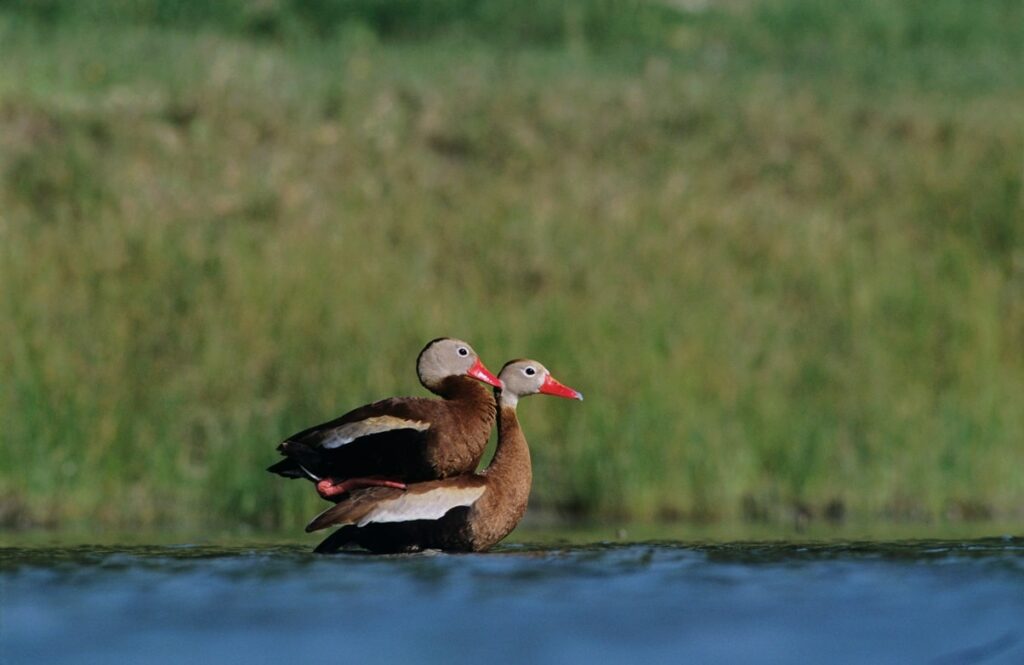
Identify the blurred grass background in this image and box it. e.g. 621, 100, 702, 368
1, 0, 1022, 531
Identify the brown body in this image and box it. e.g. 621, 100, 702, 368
311, 404, 530, 553
269, 377, 494, 483
267, 339, 500, 488
308, 360, 582, 554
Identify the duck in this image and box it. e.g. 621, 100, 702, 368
307, 359, 583, 553
267, 338, 502, 499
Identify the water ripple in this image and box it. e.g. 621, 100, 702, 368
3, 539, 1024, 664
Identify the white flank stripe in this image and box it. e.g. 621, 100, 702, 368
321, 416, 431, 449
358, 486, 486, 526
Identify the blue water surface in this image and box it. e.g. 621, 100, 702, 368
3, 538, 1024, 664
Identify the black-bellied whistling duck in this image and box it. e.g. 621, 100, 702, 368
307, 359, 583, 553
267, 338, 502, 498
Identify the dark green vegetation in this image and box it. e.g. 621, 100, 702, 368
1, 1, 1022, 530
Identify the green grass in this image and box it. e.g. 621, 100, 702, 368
1, 0, 1023, 531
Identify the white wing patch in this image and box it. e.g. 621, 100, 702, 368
321, 416, 430, 449
358, 486, 486, 527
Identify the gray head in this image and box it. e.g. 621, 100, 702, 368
497, 359, 583, 407
416, 338, 502, 392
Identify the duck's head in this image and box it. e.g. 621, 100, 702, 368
417, 338, 502, 392
497, 359, 583, 407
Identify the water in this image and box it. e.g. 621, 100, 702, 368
3, 538, 1024, 664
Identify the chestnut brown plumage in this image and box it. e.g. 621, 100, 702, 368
267, 338, 501, 496
308, 359, 583, 553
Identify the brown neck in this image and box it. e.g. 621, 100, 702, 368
432, 375, 493, 403
485, 404, 532, 485
469, 401, 533, 550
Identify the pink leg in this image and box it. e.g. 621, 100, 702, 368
316, 476, 407, 500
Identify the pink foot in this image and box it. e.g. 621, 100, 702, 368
316, 477, 407, 499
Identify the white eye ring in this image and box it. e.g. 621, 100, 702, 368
457, 347, 469, 357
524, 367, 536, 376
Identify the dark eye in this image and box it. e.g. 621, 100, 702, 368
524, 367, 536, 376
457, 347, 469, 357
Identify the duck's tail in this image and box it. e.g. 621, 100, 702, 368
267, 441, 323, 480
313, 526, 359, 554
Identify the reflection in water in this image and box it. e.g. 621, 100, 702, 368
3, 540, 1024, 664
